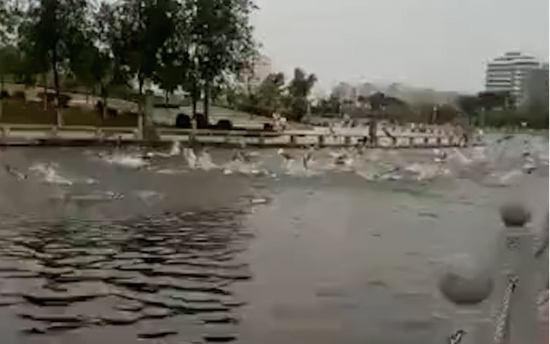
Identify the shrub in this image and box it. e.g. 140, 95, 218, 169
58, 94, 71, 108
38, 92, 56, 105
12, 91, 26, 101
107, 108, 118, 117
215, 119, 233, 130
95, 101, 104, 114
194, 113, 209, 129
0, 90, 9, 99
175, 113, 191, 128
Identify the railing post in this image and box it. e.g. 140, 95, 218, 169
432, 255, 493, 344
494, 204, 538, 344
344, 136, 351, 146
95, 128, 104, 140
408, 137, 415, 148
391, 136, 397, 147
423, 137, 429, 147
289, 135, 296, 146
318, 135, 325, 148
258, 132, 265, 146
50, 125, 58, 138
436, 137, 442, 147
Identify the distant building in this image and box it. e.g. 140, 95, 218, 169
485, 52, 542, 106
520, 62, 549, 110
244, 55, 272, 89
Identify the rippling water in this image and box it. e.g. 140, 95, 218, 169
0, 134, 546, 343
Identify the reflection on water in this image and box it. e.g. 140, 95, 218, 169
0, 133, 545, 343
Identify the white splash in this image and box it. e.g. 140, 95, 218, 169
484, 169, 523, 187
169, 141, 182, 156
103, 154, 149, 169
450, 148, 473, 166
4, 165, 27, 180
471, 146, 487, 162
135, 190, 164, 203
403, 163, 444, 181
29, 163, 74, 185
197, 150, 218, 171
155, 168, 187, 175
329, 150, 355, 168
183, 148, 197, 169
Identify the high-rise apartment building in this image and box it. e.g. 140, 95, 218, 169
485, 52, 542, 105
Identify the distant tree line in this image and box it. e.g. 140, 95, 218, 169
225, 67, 318, 122
307, 89, 548, 129
457, 91, 548, 129
0, 0, 258, 123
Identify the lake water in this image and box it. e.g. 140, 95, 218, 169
0, 133, 546, 344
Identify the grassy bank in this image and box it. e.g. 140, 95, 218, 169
0, 99, 138, 127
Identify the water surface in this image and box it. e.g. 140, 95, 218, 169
0, 134, 546, 343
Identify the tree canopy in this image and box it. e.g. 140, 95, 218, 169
0, 0, 259, 122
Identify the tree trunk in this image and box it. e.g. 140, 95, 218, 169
191, 81, 198, 116
191, 97, 197, 117
43, 74, 48, 110
102, 96, 108, 120
0, 73, 3, 119
101, 85, 108, 120
138, 75, 144, 96
203, 81, 210, 125
137, 75, 145, 132
52, 48, 61, 126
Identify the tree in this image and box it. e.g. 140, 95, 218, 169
478, 91, 505, 111
188, 0, 257, 122
456, 95, 480, 125
255, 72, 285, 113
0, 44, 19, 91
367, 92, 386, 111
287, 67, 316, 121
0, 0, 21, 46
154, 42, 184, 103
19, 0, 90, 123
102, 0, 177, 96
68, 41, 99, 102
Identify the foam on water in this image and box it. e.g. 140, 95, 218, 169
29, 163, 75, 185
183, 148, 198, 169
222, 160, 268, 176
135, 190, 165, 204
169, 140, 182, 156
197, 151, 218, 171
102, 153, 149, 169
483, 169, 524, 187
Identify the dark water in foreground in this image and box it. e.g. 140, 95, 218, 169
0, 135, 546, 344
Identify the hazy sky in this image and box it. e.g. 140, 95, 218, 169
251, 0, 549, 94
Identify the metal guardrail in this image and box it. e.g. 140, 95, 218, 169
156, 127, 475, 148
0, 124, 140, 141
0, 124, 482, 149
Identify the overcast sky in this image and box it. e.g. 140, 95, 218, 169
251, 0, 549, 95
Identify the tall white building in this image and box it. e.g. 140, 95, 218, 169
485, 52, 542, 105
